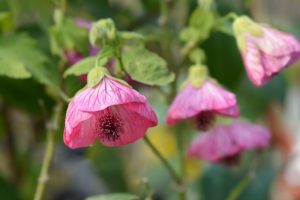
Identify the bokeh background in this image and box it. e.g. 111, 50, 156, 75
1, 0, 300, 199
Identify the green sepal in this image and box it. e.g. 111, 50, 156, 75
233, 15, 263, 51
187, 64, 208, 88
87, 67, 110, 87
87, 66, 131, 88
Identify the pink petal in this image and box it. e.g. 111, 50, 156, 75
188, 125, 240, 162
257, 27, 300, 57
97, 103, 157, 147
74, 18, 92, 30
187, 121, 271, 163
166, 79, 238, 125
261, 53, 290, 77
243, 37, 268, 86
229, 120, 271, 149
64, 101, 97, 149
242, 28, 300, 86
73, 77, 147, 112
89, 46, 100, 56
215, 104, 240, 117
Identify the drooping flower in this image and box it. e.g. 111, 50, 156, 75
233, 16, 300, 86
166, 65, 239, 131
188, 120, 271, 164
64, 76, 158, 149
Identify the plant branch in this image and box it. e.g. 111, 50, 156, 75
225, 172, 254, 200
33, 103, 63, 200
143, 135, 182, 185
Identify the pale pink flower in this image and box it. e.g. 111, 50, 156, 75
166, 79, 239, 131
233, 16, 300, 86
188, 120, 271, 164
64, 76, 158, 149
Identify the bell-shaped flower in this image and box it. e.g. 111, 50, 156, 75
188, 120, 271, 164
64, 72, 158, 149
166, 65, 239, 131
233, 16, 300, 86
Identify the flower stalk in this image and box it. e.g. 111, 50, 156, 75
225, 172, 254, 200
143, 135, 182, 185
33, 103, 63, 200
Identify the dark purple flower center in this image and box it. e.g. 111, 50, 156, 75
219, 153, 240, 166
96, 113, 123, 141
194, 111, 215, 131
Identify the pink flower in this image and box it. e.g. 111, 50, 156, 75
233, 16, 300, 86
188, 120, 271, 164
166, 77, 239, 131
64, 51, 83, 65
64, 76, 158, 149
74, 18, 92, 30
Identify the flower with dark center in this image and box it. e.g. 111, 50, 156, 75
188, 120, 271, 164
220, 153, 241, 166
96, 113, 123, 142
194, 111, 216, 131
166, 67, 239, 127
64, 76, 157, 149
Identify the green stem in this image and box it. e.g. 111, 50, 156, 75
143, 135, 182, 185
159, 0, 169, 27
225, 173, 253, 200
58, 89, 71, 103
33, 103, 63, 200
176, 128, 186, 200
115, 46, 127, 75
117, 56, 126, 73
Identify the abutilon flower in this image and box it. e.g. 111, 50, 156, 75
64, 76, 158, 149
166, 65, 239, 131
188, 120, 271, 164
233, 16, 300, 86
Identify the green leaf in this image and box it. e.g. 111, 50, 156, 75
0, 33, 58, 86
64, 57, 96, 77
0, 59, 31, 79
0, 77, 54, 113
86, 193, 138, 200
118, 31, 144, 41
181, 7, 215, 43
50, 14, 89, 56
122, 48, 174, 86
